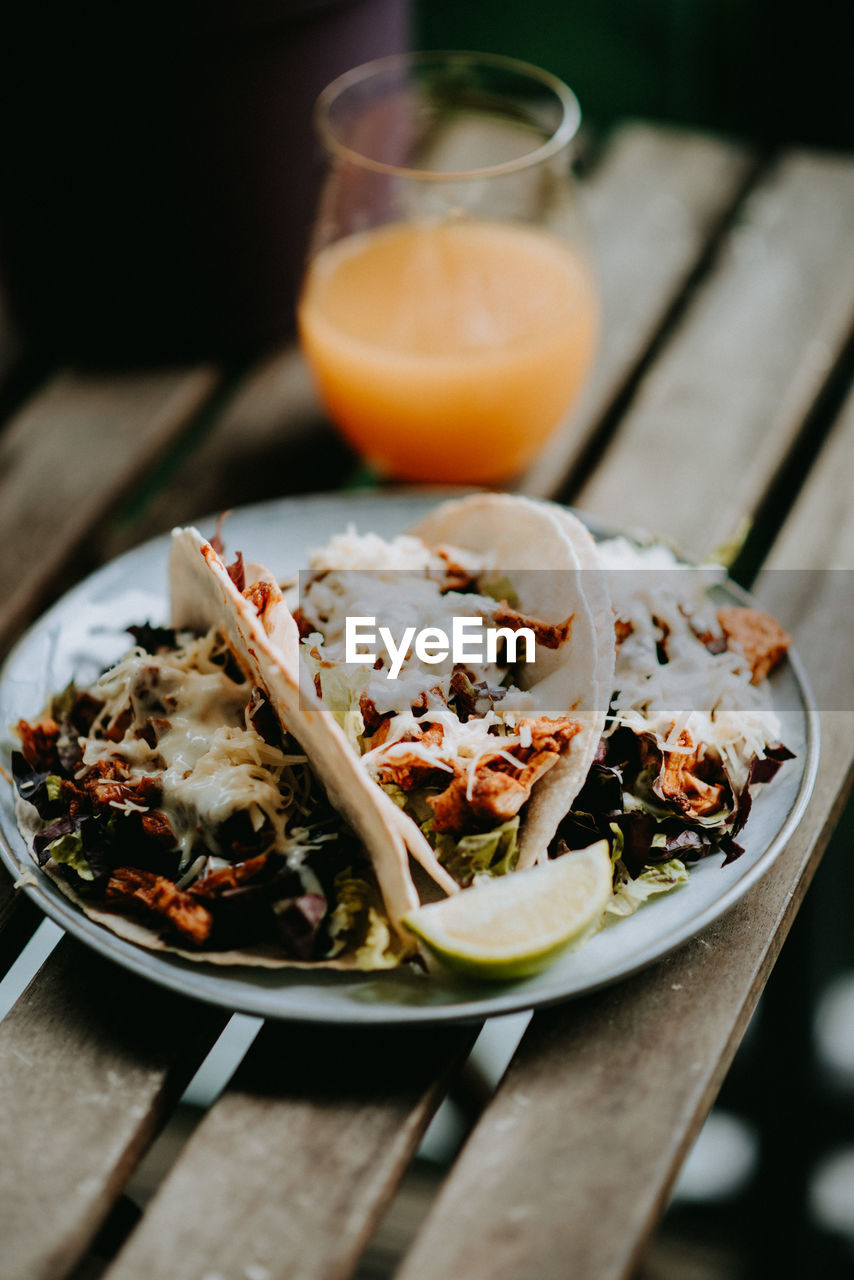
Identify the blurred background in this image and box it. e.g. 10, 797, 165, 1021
2, 0, 852, 367
417, 0, 854, 150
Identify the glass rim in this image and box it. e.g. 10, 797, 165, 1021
314, 49, 582, 181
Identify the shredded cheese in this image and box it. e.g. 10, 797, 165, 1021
79, 628, 326, 872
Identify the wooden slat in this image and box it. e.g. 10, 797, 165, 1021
574, 148, 854, 561
98, 123, 752, 556
393, 363, 854, 1280
520, 121, 754, 497
0, 364, 219, 653
101, 1020, 476, 1280
98, 347, 357, 563
0, 936, 229, 1280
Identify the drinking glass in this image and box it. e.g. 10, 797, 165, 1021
297, 51, 598, 484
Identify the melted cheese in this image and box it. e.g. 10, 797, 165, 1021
80, 629, 321, 870
598, 538, 783, 788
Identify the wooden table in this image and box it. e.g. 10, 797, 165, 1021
1, 121, 853, 1280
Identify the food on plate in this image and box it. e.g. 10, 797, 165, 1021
555, 537, 794, 912
289, 494, 615, 894
403, 839, 613, 980
9, 496, 796, 981
11, 535, 420, 970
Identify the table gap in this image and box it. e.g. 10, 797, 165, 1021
731, 341, 854, 588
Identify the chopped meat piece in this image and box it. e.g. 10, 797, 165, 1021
191, 853, 271, 898
492, 604, 573, 650
85, 773, 161, 811
519, 717, 582, 756
655, 730, 725, 818
106, 867, 213, 945
81, 758, 132, 783
243, 577, 283, 623
16, 717, 61, 771
428, 717, 580, 834
359, 694, 388, 736
376, 722, 447, 791
292, 607, 314, 640
429, 761, 546, 833
717, 607, 791, 684
435, 547, 478, 594
103, 706, 133, 743
140, 812, 177, 847
614, 617, 633, 646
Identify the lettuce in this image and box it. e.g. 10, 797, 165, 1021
382, 783, 520, 888
605, 857, 689, 918
326, 871, 403, 969
302, 641, 369, 751
479, 575, 519, 608
432, 817, 520, 887
42, 829, 97, 882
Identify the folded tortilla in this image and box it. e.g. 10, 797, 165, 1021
203, 493, 615, 902
14, 532, 422, 970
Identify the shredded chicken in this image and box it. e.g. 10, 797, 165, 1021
243, 577, 283, 623
428, 717, 581, 834
16, 717, 61, 771
435, 547, 478, 594
191, 853, 271, 898
376, 723, 448, 791
717, 607, 791, 684
655, 729, 725, 818
106, 867, 213, 945
492, 603, 573, 650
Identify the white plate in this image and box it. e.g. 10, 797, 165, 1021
0, 492, 819, 1024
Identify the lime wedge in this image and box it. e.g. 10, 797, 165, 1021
403, 840, 613, 981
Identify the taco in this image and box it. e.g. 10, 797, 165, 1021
266, 493, 617, 893
11, 531, 422, 971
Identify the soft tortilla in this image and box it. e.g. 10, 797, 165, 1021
170, 529, 421, 948
408, 494, 614, 867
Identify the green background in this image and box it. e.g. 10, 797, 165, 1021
415, 0, 854, 148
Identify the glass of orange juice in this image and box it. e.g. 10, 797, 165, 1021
297, 51, 598, 485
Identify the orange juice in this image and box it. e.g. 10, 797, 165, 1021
298, 220, 598, 483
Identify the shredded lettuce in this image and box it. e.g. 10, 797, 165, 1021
479, 576, 519, 608
302, 640, 369, 751
606, 857, 689, 918
326, 871, 403, 969
45, 831, 96, 882
382, 783, 520, 887
431, 817, 520, 887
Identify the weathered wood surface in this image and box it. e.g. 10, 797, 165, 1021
97, 123, 753, 558
102, 1020, 476, 1280
0, 365, 219, 654
0, 937, 229, 1280
392, 356, 854, 1280
575, 149, 854, 561
521, 122, 754, 497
